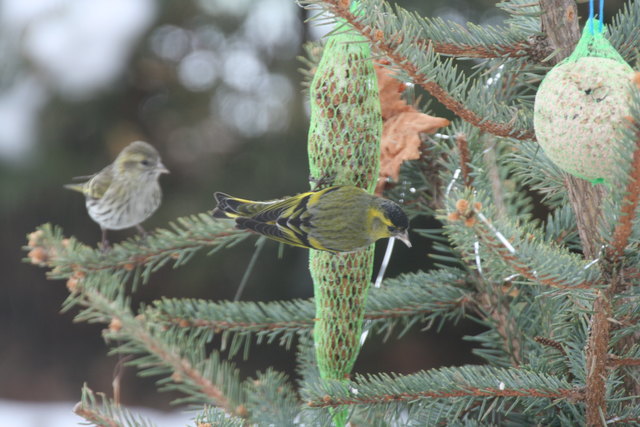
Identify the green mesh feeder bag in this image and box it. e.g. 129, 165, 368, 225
306, 10, 382, 427
534, 18, 635, 184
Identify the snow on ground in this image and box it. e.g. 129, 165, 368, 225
0, 399, 192, 427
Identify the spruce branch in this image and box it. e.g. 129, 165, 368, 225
535, 336, 574, 382
507, 139, 568, 209
607, 355, 640, 367
148, 270, 474, 355
192, 406, 245, 427
315, 0, 550, 61
308, 386, 575, 407
607, 417, 640, 426
74, 404, 121, 427
605, 75, 640, 402
74, 384, 157, 427
433, 135, 536, 366
295, 334, 320, 391
245, 369, 300, 426
583, 74, 640, 425
534, 336, 567, 357
536, 3, 636, 419
609, 1, 640, 64
448, 198, 601, 290
26, 216, 249, 283
455, 133, 473, 187
585, 289, 613, 427
607, 81, 640, 261
474, 283, 524, 367
305, 0, 535, 140
85, 285, 243, 415
421, 38, 541, 60
543, 204, 580, 248
21, 1, 640, 424
304, 365, 580, 408
476, 229, 589, 290
25, 225, 248, 419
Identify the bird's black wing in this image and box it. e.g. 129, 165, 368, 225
235, 217, 312, 249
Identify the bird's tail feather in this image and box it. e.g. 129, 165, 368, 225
212, 192, 278, 218
63, 183, 85, 193
211, 192, 257, 218
212, 193, 237, 218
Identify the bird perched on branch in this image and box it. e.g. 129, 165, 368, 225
65, 140, 169, 249
212, 185, 411, 253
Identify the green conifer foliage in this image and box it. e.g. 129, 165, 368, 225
25, 0, 640, 425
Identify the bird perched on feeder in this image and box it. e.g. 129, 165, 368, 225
212, 185, 411, 253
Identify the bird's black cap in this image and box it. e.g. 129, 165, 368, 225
381, 200, 409, 230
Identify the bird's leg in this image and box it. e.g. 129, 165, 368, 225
136, 224, 147, 236
309, 172, 337, 190
100, 228, 111, 252
136, 224, 151, 244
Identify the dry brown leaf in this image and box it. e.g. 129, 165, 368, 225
379, 112, 450, 186
376, 63, 413, 119
375, 63, 450, 194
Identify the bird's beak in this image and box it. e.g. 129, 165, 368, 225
396, 230, 411, 248
157, 162, 170, 174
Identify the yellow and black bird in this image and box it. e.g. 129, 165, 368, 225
211, 185, 411, 253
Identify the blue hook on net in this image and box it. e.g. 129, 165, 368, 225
589, 0, 605, 34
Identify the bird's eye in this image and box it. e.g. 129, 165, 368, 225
140, 159, 151, 167
388, 226, 397, 233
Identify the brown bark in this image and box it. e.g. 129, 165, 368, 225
539, 2, 610, 425
539, 0, 608, 260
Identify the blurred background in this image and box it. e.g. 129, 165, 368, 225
0, 0, 623, 424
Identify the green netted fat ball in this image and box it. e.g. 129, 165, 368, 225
534, 56, 634, 183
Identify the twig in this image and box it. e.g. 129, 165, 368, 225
159, 294, 472, 331
112, 354, 133, 405
534, 336, 567, 356
27, 223, 247, 278
585, 73, 640, 426
419, 38, 549, 61
535, 336, 574, 382
73, 404, 121, 427
476, 287, 523, 366
606, 417, 640, 425
584, 289, 612, 427
443, 143, 524, 365
534, 4, 618, 421
308, 386, 582, 408
607, 122, 640, 260
234, 236, 267, 301
606, 89, 640, 397
607, 355, 640, 367
481, 237, 591, 290
455, 133, 473, 187
168, 317, 313, 331
458, 206, 596, 290
87, 289, 237, 416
